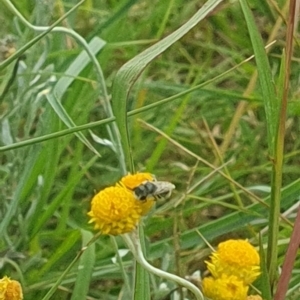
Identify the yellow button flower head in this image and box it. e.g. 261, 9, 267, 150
206, 239, 260, 285
202, 274, 248, 300
0, 276, 23, 300
88, 173, 156, 235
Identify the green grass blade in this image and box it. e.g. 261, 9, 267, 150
239, 0, 283, 288
0, 58, 20, 101
87, 0, 138, 38
28, 155, 98, 238
31, 231, 80, 280
0, 76, 245, 153
266, 50, 286, 287
146, 93, 190, 172
0, 0, 84, 70
71, 230, 95, 300
239, 0, 279, 154
46, 93, 100, 156
111, 0, 224, 171
0, 145, 46, 238
26, 121, 62, 237
46, 37, 106, 157
41, 241, 86, 300
133, 227, 151, 299
53, 37, 106, 98
149, 178, 300, 259
111, 2, 224, 298
259, 235, 272, 300
0, 116, 115, 152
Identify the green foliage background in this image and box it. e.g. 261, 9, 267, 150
1, 0, 300, 299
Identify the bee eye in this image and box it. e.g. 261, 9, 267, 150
133, 184, 149, 200
144, 182, 157, 193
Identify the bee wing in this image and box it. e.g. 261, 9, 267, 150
153, 181, 175, 198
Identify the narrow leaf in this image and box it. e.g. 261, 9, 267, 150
46, 37, 106, 157
239, 0, 278, 154
46, 93, 100, 156
54, 37, 106, 99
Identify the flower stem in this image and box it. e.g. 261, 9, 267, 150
123, 230, 204, 300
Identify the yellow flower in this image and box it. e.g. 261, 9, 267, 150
202, 274, 248, 300
119, 173, 155, 215
88, 173, 156, 235
120, 172, 154, 190
88, 186, 142, 235
206, 239, 260, 285
0, 276, 23, 300
247, 296, 263, 300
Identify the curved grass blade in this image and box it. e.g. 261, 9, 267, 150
45, 37, 106, 157
3, 1, 125, 168
0, 65, 252, 153
111, 1, 224, 299
0, 0, 85, 70
111, 0, 224, 172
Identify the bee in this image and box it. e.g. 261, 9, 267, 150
133, 180, 175, 201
